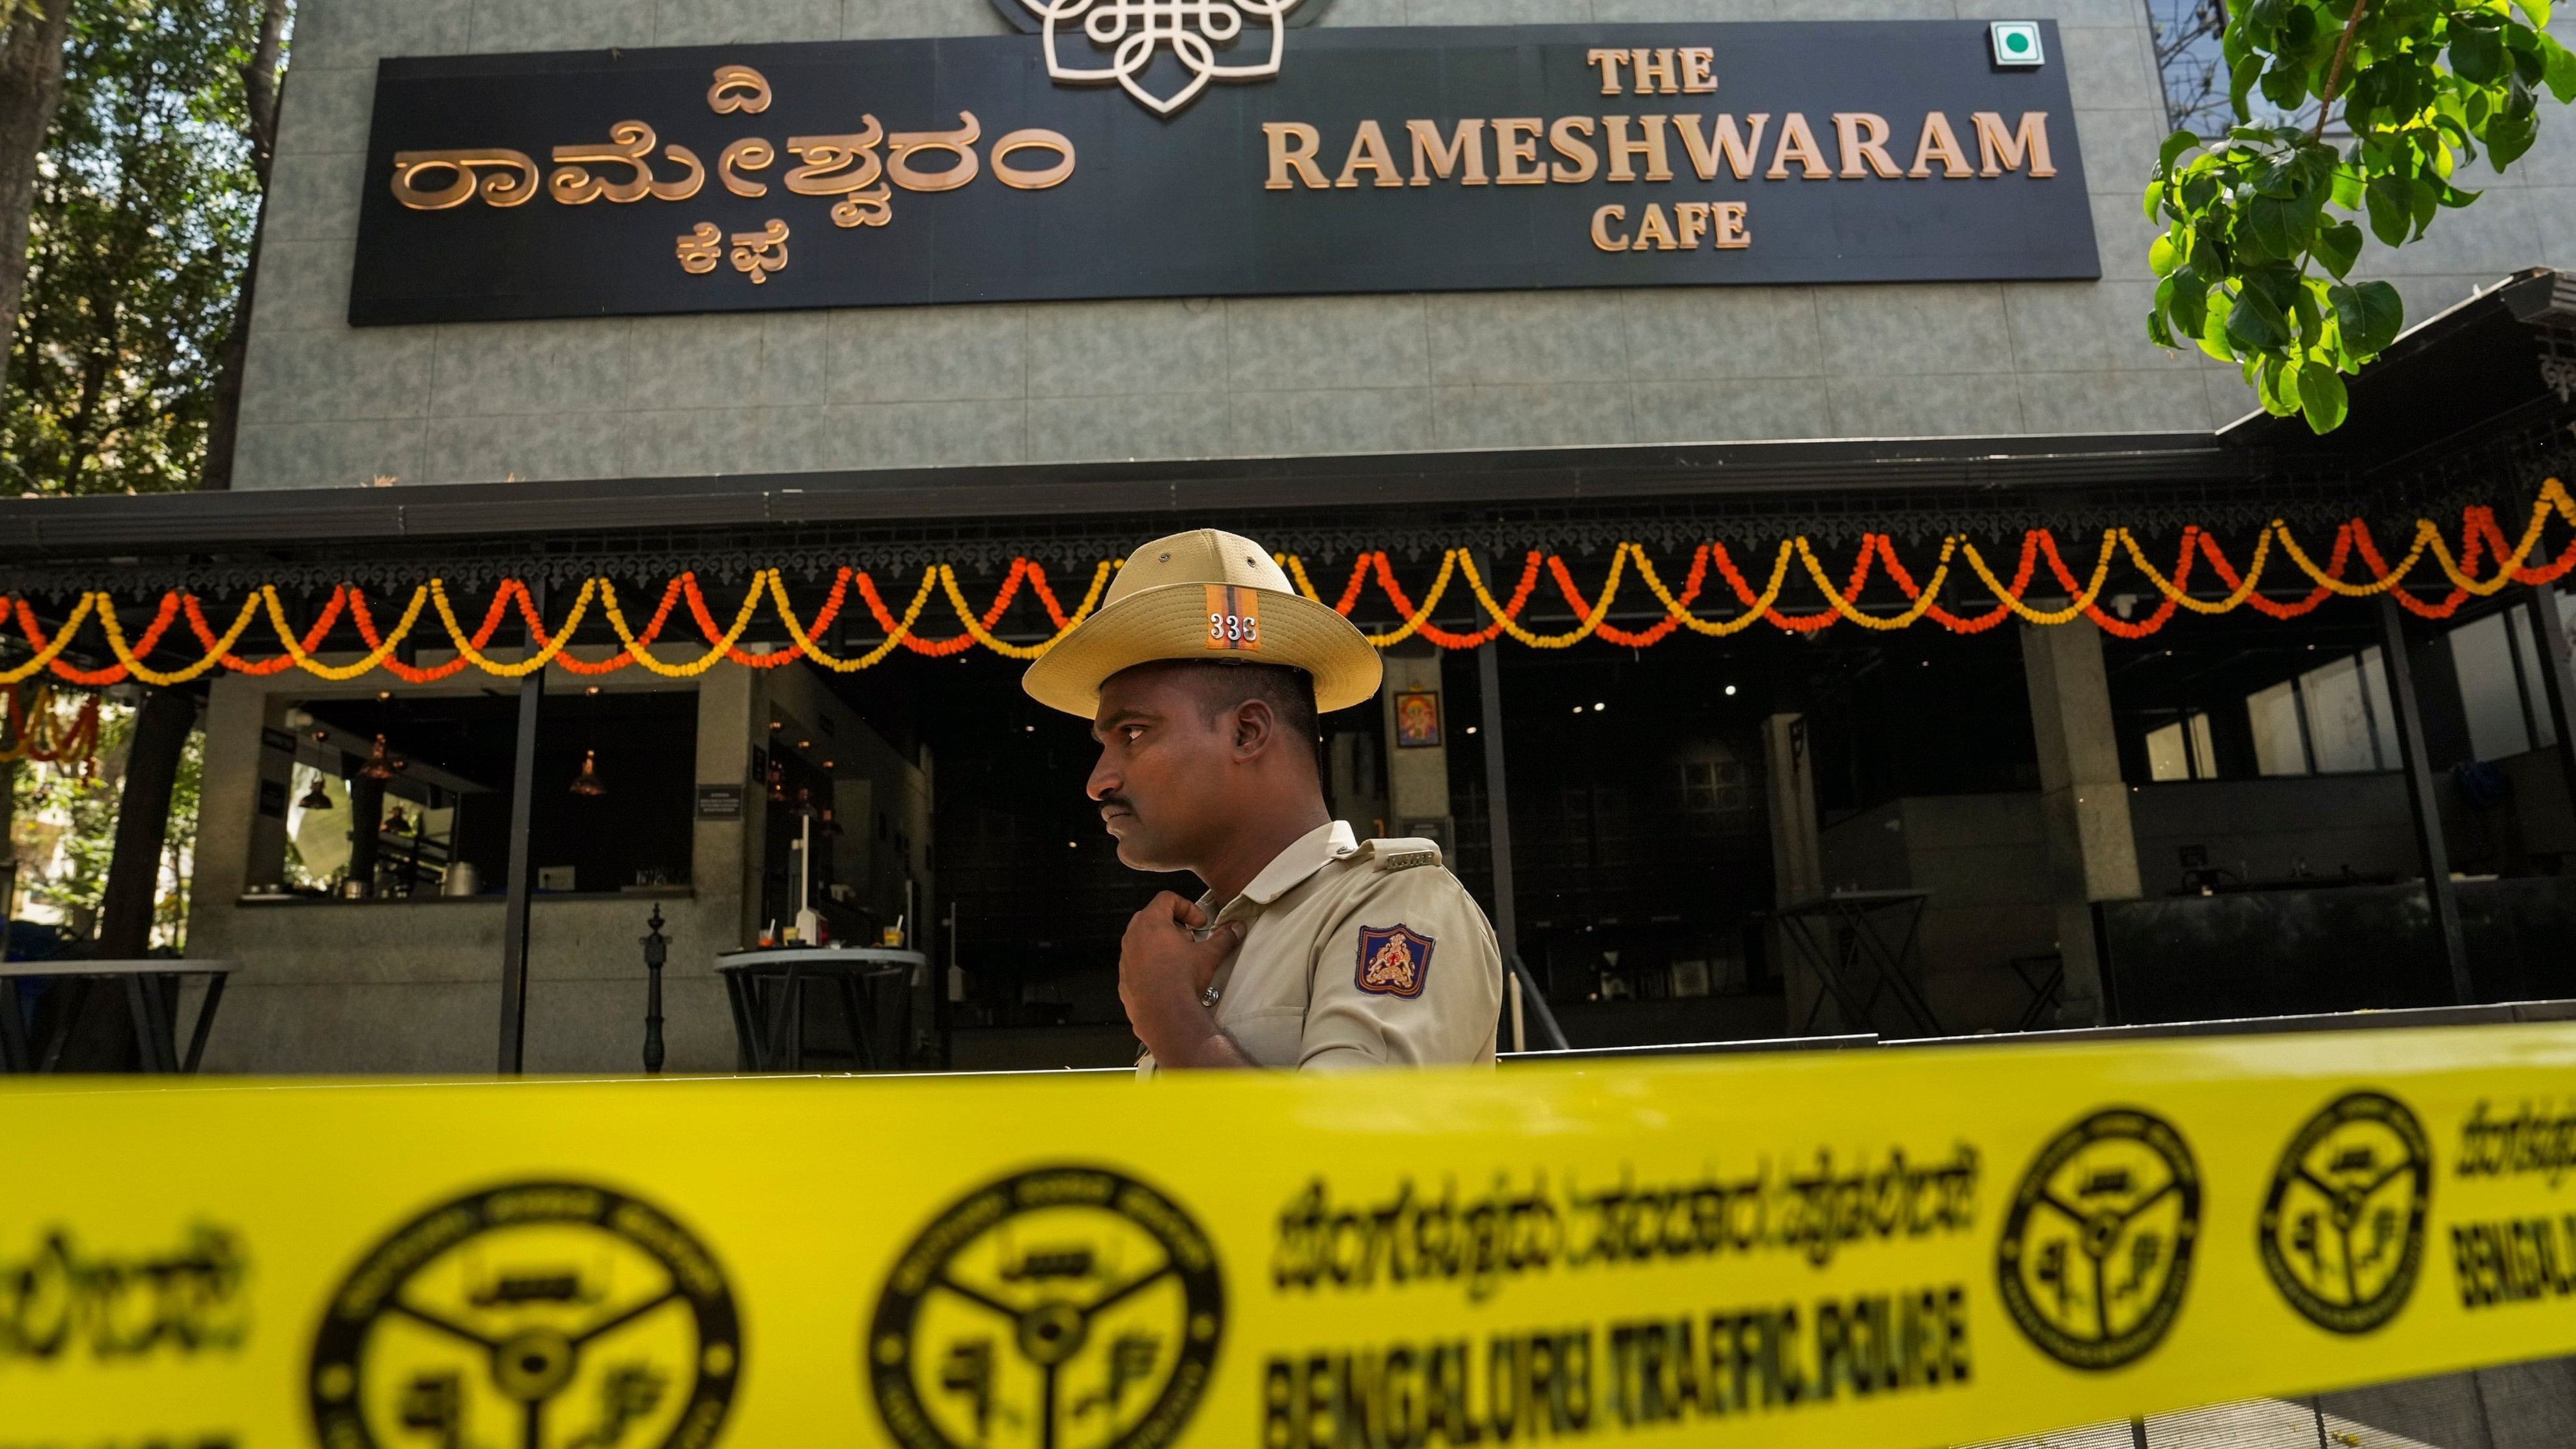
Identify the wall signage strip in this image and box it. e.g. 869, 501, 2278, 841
348, 21, 2098, 326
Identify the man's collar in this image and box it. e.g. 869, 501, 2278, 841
1235, 820, 1358, 907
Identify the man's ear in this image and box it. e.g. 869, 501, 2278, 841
1231, 698, 1276, 760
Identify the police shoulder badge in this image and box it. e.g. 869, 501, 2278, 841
1355, 924, 1435, 998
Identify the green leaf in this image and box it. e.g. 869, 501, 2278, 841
2249, 193, 2319, 257
2199, 306, 2241, 363
2243, 264, 2303, 310
2232, 53, 2267, 119
2314, 218, 2363, 277
2280, 1, 2323, 55
2158, 130, 2201, 178
2261, 58, 2314, 110
2454, 23, 2510, 85
2168, 264, 2212, 337
2517, 0, 2553, 31
2490, 108, 2540, 167
2291, 283, 2323, 346
2515, 42, 2549, 88
2228, 286, 2295, 351
2545, 37, 2576, 102
2297, 361, 2350, 433
2150, 234, 2179, 274
2331, 279, 2405, 356
2247, 263, 2304, 307
2260, 355, 2301, 415
2365, 174, 2414, 244
2509, 72, 2541, 120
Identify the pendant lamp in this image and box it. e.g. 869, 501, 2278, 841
570, 749, 607, 797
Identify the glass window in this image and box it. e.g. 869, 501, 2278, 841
281, 761, 458, 892
2145, 723, 2189, 781
2301, 653, 2385, 772
1676, 758, 1748, 812
2356, 647, 2399, 763
2243, 649, 2400, 778
2511, 603, 2558, 750
2144, 712, 2218, 781
2248, 681, 2308, 776
2449, 612, 2532, 761
259, 690, 697, 900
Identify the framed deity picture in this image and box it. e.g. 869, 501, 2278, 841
1393, 691, 1441, 749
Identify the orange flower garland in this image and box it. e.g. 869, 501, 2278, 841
0, 682, 101, 768
5, 480, 2571, 687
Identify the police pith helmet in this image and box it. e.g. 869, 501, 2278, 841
1022, 528, 1382, 718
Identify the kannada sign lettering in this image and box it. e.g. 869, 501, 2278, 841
349, 21, 2098, 324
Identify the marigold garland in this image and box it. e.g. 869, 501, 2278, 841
5, 480, 2572, 687
0, 682, 100, 768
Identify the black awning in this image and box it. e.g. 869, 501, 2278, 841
0, 430, 2249, 569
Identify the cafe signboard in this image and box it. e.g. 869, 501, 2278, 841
350, 5, 2097, 324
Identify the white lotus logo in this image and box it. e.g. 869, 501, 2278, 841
1017, 0, 1306, 116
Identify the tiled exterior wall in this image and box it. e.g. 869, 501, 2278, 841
236, 0, 2576, 490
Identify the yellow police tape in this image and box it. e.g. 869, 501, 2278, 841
7, 1023, 2576, 1449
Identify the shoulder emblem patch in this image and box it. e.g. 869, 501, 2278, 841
1356, 924, 1436, 998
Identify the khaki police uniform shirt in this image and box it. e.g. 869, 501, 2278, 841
1135, 821, 1503, 1075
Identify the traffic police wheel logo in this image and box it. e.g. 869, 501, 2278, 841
309, 1181, 740, 1449
2258, 1090, 2433, 1334
1997, 1108, 2202, 1371
867, 1165, 1223, 1449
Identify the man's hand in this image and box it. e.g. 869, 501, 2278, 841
1119, 892, 1252, 1069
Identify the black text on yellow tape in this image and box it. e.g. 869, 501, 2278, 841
8, 1024, 2576, 1448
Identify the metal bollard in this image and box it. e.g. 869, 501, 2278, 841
641, 905, 667, 1075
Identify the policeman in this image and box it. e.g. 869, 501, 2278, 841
1023, 528, 1504, 1073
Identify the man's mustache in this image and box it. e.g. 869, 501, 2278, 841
1098, 793, 1134, 813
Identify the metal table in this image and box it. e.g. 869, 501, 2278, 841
716, 947, 925, 1071
0, 959, 235, 1073
1774, 890, 1946, 1038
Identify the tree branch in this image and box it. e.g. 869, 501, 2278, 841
0, 0, 74, 402
2312, 0, 2374, 141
